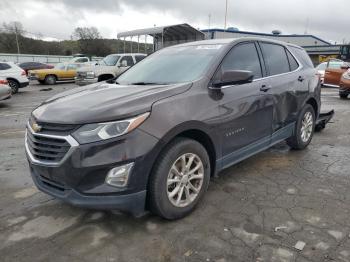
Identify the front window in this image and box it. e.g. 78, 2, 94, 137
117, 44, 223, 85
67, 64, 79, 70
102, 55, 121, 66
55, 64, 66, 70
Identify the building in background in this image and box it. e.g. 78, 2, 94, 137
202, 28, 350, 64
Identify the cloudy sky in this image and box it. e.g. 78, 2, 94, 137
0, 0, 349, 43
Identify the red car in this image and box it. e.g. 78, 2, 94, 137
19, 62, 54, 75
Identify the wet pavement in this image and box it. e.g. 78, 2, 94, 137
0, 83, 349, 262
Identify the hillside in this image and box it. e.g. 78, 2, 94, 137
0, 33, 153, 56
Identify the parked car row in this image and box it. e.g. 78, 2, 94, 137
25, 53, 147, 86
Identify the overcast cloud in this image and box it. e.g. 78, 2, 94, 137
0, 0, 349, 43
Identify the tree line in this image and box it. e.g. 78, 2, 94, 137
0, 22, 152, 57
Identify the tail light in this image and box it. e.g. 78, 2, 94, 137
0, 79, 8, 85
21, 70, 26, 76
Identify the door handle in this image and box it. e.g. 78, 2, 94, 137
260, 85, 271, 92
298, 76, 305, 82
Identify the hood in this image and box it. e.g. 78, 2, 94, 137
32, 82, 192, 124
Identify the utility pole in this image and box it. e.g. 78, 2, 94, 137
15, 30, 20, 55
208, 14, 211, 39
224, 0, 228, 30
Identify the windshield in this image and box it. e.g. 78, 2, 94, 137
55, 63, 66, 70
117, 44, 223, 85
102, 55, 121, 66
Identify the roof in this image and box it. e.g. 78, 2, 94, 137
202, 28, 331, 45
117, 23, 205, 40
169, 37, 303, 49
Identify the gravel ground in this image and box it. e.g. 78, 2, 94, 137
0, 82, 349, 262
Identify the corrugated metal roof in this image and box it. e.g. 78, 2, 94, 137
117, 23, 205, 40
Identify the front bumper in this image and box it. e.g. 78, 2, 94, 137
20, 81, 29, 88
75, 77, 98, 86
25, 126, 160, 216
0, 85, 11, 100
30, 168, 147, 216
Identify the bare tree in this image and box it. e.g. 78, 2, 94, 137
0, 21, 24, 54
71, 27, 110, 56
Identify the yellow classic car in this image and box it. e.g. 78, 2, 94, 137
28, 63, 83, 85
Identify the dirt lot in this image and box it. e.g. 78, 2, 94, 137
0, 82, 350, 262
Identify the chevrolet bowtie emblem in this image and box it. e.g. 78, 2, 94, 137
32, 122, 42, 133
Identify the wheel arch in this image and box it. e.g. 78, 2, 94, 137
6, 77, 19, 84
305, 97, 319, 118
45, 74, 58, 80
149, 122, 218, 178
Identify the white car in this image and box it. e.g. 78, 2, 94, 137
0, 78, 11, 101
75, 53, 146, 86
0, 62, 29, 94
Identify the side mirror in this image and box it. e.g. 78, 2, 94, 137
120, 60, 128, 67
212, 70, 254, 88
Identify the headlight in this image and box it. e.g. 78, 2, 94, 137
342, 71, 350, 80
72, 112, 150, 144
86, 71, 95, 78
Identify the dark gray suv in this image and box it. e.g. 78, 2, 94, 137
25, 38, 320, 219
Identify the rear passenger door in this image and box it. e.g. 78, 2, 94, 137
259, 42, 301, 132
216, 42, 274, 166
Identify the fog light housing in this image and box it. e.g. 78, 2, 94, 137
105, 163, 134, 187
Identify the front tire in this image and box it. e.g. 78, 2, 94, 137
340, 93, 348, 99
149, 138, 211, 220
44, 75, 56, 85
8, 79, 19, 94
287, 104, 315, 150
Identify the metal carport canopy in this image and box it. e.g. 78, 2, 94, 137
117, 23, 205, 40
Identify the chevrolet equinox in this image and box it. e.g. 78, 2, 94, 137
25, 38, 321, 219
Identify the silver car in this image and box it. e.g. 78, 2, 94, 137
0, 78, 11, 101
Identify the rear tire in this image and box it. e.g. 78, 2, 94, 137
8, 79, 19, 94
286, 104, 315, 150
340, 93, 348, 99
149, 138, 211, 220
44, 75, 56, 85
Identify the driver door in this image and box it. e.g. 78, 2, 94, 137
215, 42, 274, 168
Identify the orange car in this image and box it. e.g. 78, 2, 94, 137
323, 61, 350, 87
339, 69, 350, 99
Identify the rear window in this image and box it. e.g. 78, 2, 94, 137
0, 63, 11, 70
289, 46, 314, 68
286, 50, 299, 71
260, 43, 290, 76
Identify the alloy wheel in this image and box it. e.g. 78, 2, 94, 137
300, 111, 313, 143
167, 153, 204, 208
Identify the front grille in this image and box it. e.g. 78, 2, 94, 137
39, 175, 67, 192
26, 130, 71, 162
76, 72, 87, 79
29, 117, 78, 135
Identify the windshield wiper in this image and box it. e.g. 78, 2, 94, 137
129, 82, 166, 85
